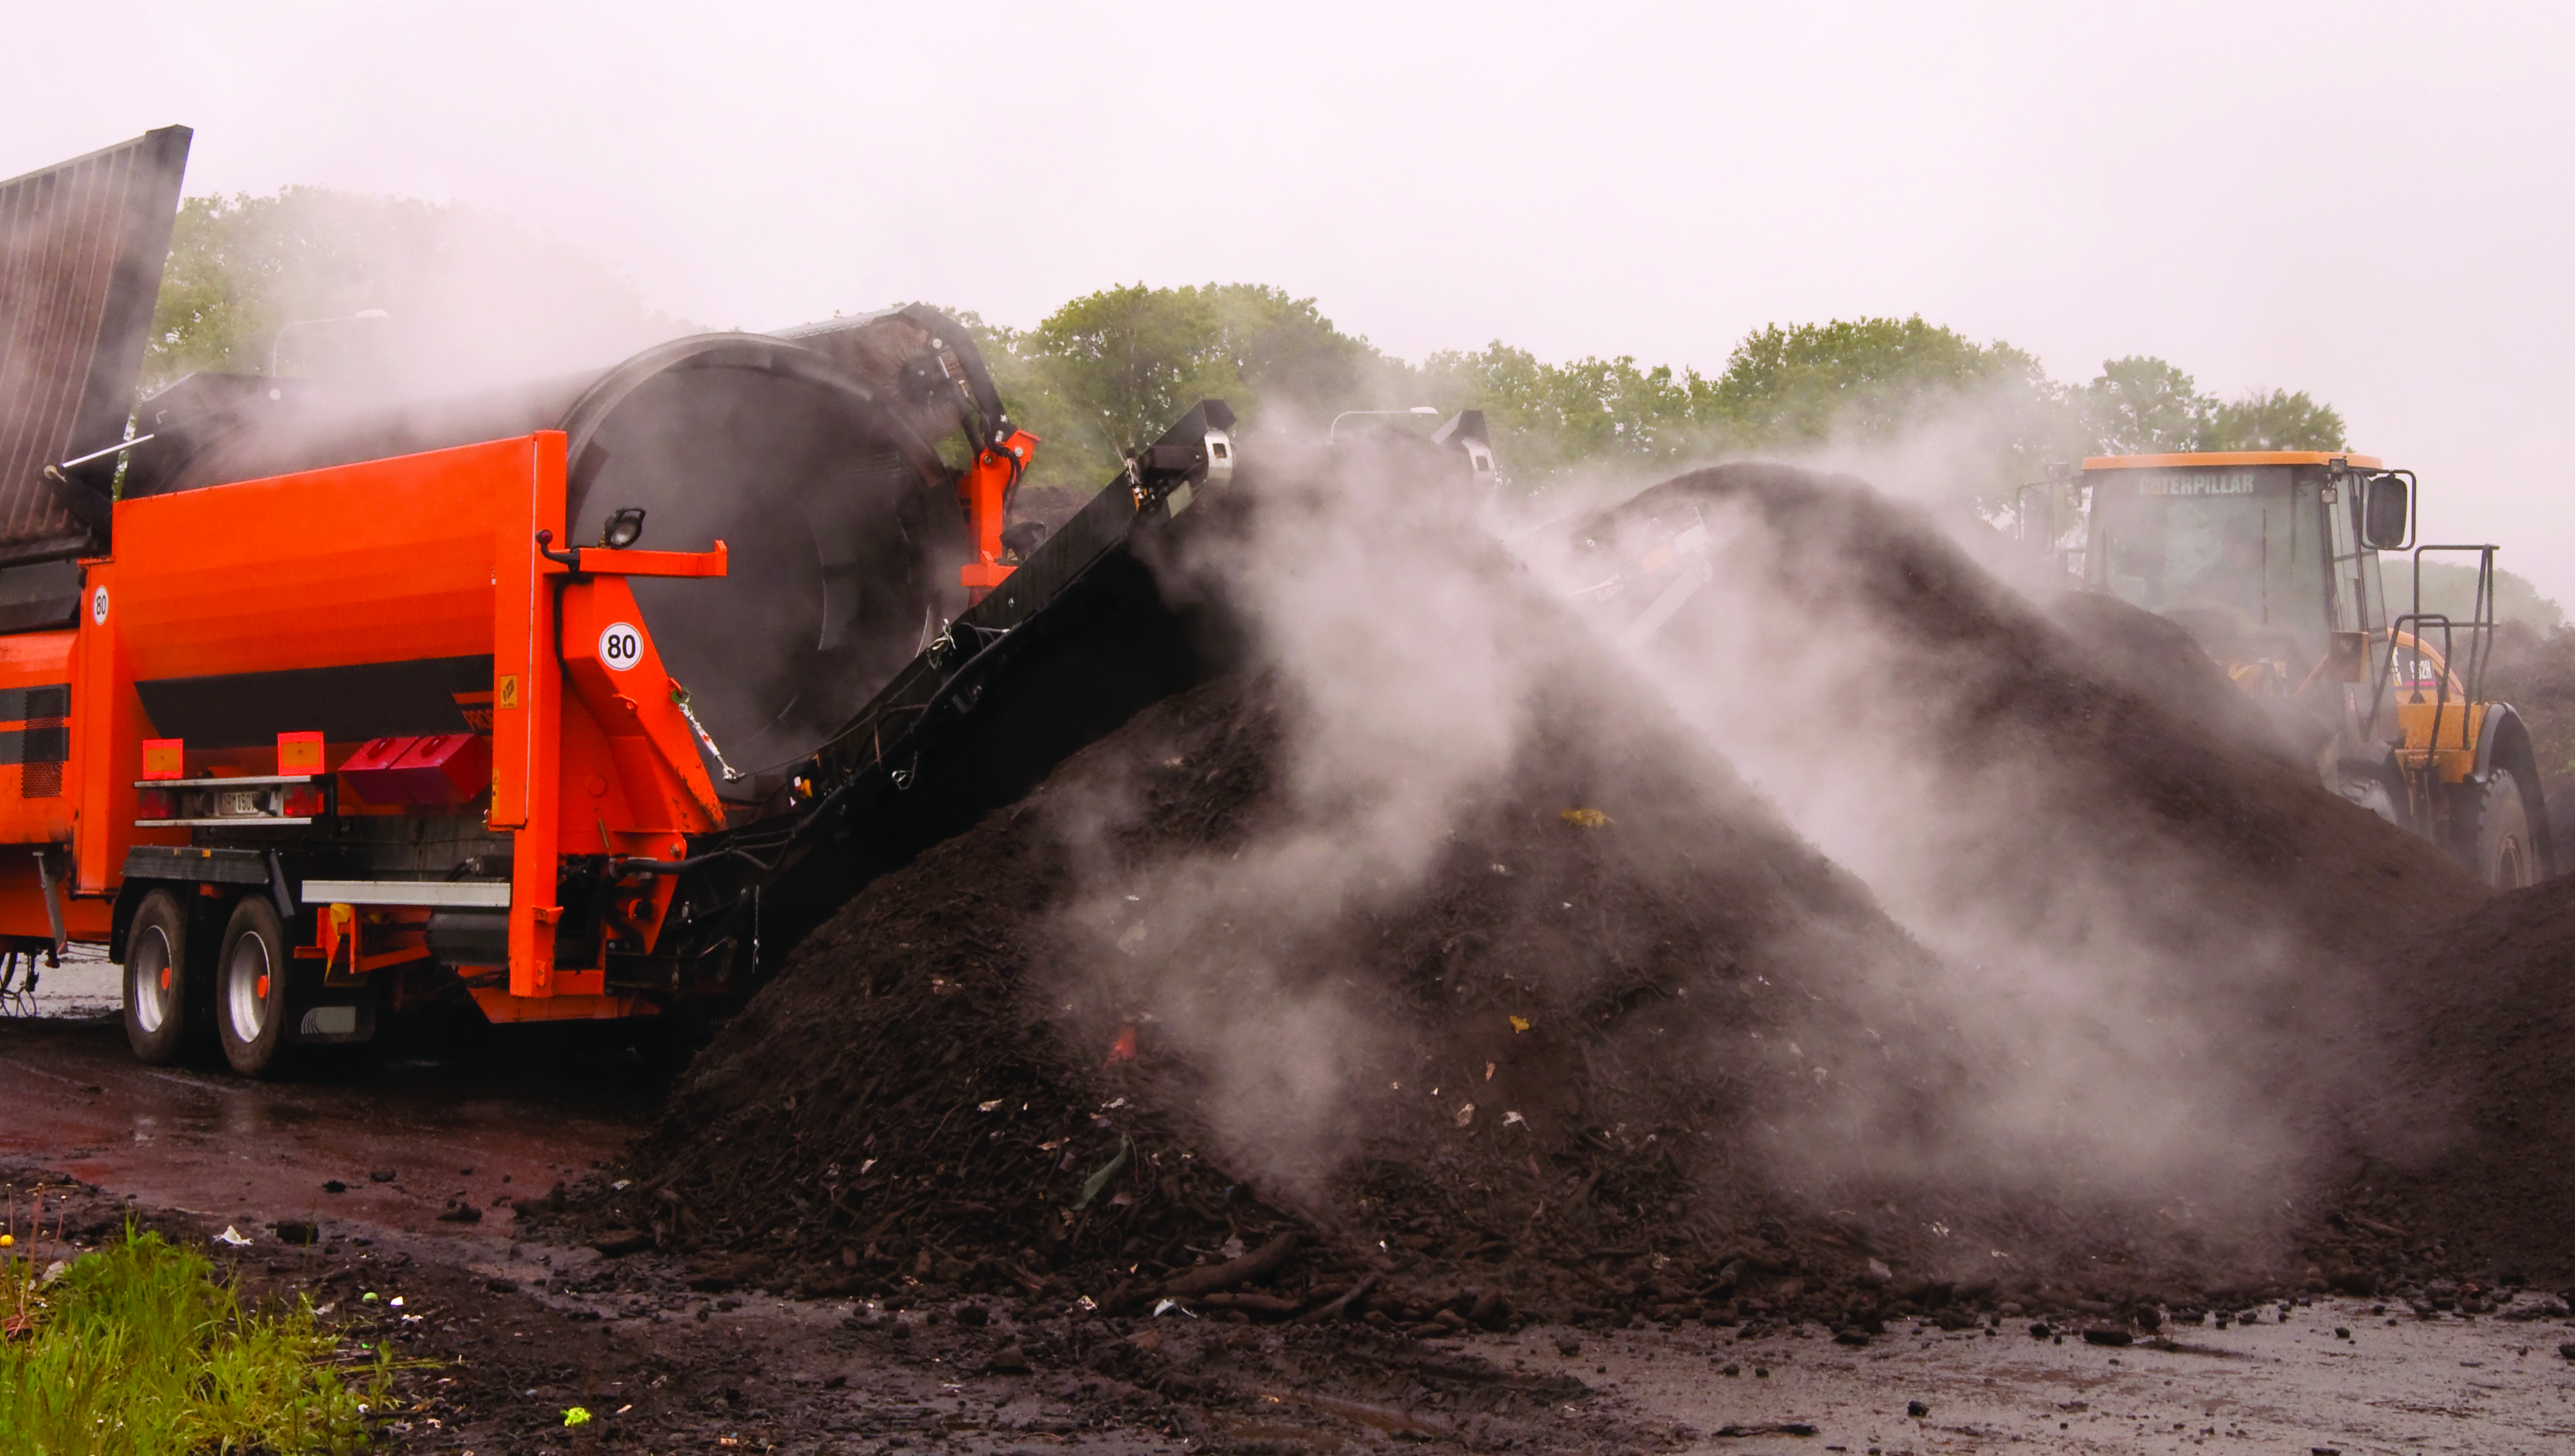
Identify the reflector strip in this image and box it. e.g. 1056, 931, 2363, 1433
299, 880, 510, 909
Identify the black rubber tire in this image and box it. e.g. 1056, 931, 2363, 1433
215, 896, 293, 1078
122, 888, 196, 1065
2465, 767, 2542, 890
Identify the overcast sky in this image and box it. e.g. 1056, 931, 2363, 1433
15, 2, 2572, 598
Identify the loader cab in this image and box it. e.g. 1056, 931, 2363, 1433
2082, 453, 2388, 704
2078, 451, 2554, 888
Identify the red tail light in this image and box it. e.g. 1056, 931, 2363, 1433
281, 783, 327, 818
136, 787, 175, 820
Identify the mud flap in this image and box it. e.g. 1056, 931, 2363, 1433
290, 985, 379, 1046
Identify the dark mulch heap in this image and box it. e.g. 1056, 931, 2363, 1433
555, 621, 1973, 1335
1583, 463, 2487, 973
2323, 874, 2575, 1289
1582, 464, 2565, 1296
541, 458, 2564, 1344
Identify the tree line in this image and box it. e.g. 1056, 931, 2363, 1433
145, 189, 2347, 499
962, 284, 2346, 496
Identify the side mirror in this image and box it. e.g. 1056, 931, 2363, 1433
2363, 475, 2409, 550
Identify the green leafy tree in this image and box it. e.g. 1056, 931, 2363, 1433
2386, 560, 2564, 633
2083, 356, 2210, 455
1418, 344, 1721, 480
957, 297, 2352, 507
147, 187, 679, 394
2201, 388, 2346, 451
1713, 316, 2081, 496
1208, 286, 1401, 423
150, 194, 2357, 502
1014, 283, 1240, 462
2071, 363, 2347, 456
1411, 318, 2072, 493
969, 283, 1407, 489
1710, 316, 2049, 446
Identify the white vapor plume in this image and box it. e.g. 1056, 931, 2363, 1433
1021, 385, 2447, 1282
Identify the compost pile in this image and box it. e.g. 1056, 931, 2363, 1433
1575, 464, 2575, 1296
553, 456, 2537, 1339
2316, 874, 2575, 1288
2479, 620, 2575, 847
565, 456, 1993, 1329
1578, 463, 2486, 973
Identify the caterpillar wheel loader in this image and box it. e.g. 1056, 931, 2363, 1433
2070, 451, 2551, 888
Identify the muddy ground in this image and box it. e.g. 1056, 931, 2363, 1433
6, 1016, 2575, 1455
2, 1016, 1643, 1454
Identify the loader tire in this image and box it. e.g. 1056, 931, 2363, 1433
123, 888, 198, 1065
2463, 766, 2542, 890
216, 896, 293, 1079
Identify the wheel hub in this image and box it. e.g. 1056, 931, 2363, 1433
228, 940, 269, 1039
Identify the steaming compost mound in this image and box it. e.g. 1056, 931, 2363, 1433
1584, 462, 2486, 970
2321, 876, 2575, 1287
1568, 462, 2538, 1303
2479, 622, 2575, 853
2047, 588, 2309, 768
551, 456, 2524, 1335
562, 653, 1979, 1324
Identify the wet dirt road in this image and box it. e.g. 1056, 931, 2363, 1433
1509, 1308, 2575, 1455
0, 1012, 1209, 1454
0, 1013, 651, 1248
10, 1009, 2575, 1455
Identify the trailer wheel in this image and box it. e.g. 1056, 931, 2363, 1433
216, 897, 293, 1078
2464, 767, 2541, 890
123, 888, 196, 1064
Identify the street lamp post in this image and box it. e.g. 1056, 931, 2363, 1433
1328, 405, 1441, 442
268, 308, 391, 377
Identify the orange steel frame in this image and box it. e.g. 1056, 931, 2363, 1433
957, 430, 1038, 603
2084, 451, 2386, 471
0, 431, 735, 1024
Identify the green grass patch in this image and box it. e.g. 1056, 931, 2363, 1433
0, 1226, 391, 1454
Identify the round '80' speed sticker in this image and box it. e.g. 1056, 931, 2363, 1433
598, 621, 643, 670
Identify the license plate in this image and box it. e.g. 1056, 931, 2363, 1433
218, 789, 266, 817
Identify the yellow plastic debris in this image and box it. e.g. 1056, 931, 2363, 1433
1509, 1015, 1532, 1034
1559, 808, 1609, 828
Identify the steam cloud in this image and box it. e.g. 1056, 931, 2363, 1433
1035, 437, 1568, 1197
1027, 388, 2420, 1279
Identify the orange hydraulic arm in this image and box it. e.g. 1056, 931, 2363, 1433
958, 430, 1039, 603
874, 304, 1042, 607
